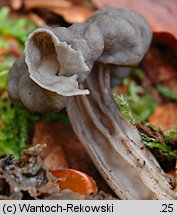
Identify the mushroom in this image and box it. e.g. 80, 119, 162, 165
7, 7, 176, 199
8, 7, 151, 112
67, 63, 175, 199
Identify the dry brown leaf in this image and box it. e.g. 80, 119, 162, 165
0, 49, 8, 56
143, 46, 177, 92
5, 36, 22, 56
10, 0, 23, 10
32, 121, 114, 195
148, 104, 177, 131
48, 122, 95, 172
51, 6, 93, 23
32, 121, 95, 172
28, 13, 47, 26
92, 0, 177, 41
24, 0, 71, 10
0, 36, 21, 57
13, 0, 95, 23
92, 0, 177, 36
51, 169, 97, 195
32, 121, 68, 170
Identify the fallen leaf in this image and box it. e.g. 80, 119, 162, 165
112, 85, 128, 95
46, 121, 98, 174
0, 36, 21, 57
51, 168, 97, 195
143, 46, 177, 92
0, 49, 8, 56
32, 121, 96, 173
167, 169, 176, 178
167, 169, 176, 186
32, 121, 68, 170
148, 104, 177, 131
5, 36, 22, 57
28, 13, 47, 26
10, 0, 23, 10
51, 6, 93, 23
15, 0, 95, 23
24, 0, 71, 10
32, 121, 114, 195
92, 0, 177, 40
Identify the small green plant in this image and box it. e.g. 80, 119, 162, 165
114, 79, 155, 123
157, 84, 177, 102
113, 69, 177, 165
0, 7, 36, 43
0, 7, 70, 158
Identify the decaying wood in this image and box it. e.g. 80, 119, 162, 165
0, 144, 58, 199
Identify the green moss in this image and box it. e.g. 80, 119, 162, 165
0, 97, 29, 158
0, 94, 69, 158
140, 132, 176, 161
164, 127, 177, 143
114, 79, 155, 123
0, 7, 36, 43
113, 69, 177, 165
